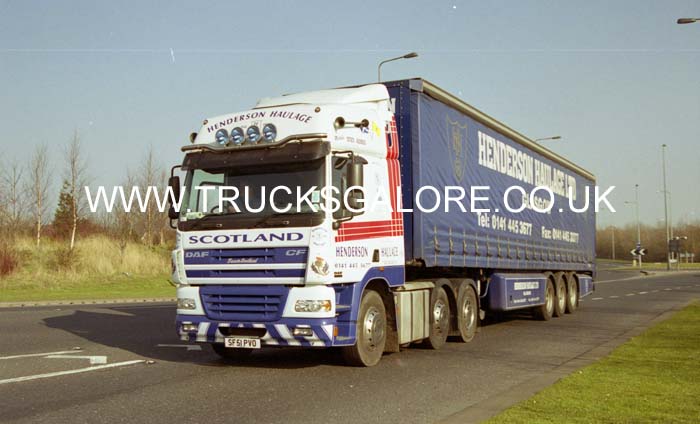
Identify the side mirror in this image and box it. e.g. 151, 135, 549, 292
332, 154, 367, 229
346, 156, 367, 212
168, 206, 179, 220
167, 175, 181, 220
346, 191, 363, 211
347, 157, 366, 188
168, 176, 181, 201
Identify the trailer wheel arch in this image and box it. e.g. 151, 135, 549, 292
363, 278, 400, 353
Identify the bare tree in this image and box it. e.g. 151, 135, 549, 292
0, 159, 5, 229
26, 144, 51, 247
137, 147, 163, 246
0, 160, 25, 238
113, 173, 138, 259
157, 167, 170, 245
63, 130, 88, 251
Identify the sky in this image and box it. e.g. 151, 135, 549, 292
1, 0, 698, 228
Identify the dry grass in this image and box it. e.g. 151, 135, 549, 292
1, 235, 170, 290
0, 241, 19, 277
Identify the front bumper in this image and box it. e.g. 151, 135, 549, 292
176, 315, 335, 347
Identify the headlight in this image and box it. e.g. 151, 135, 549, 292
246, 125, 261, 143
294, 299, 332, 313
215, 129, 229, 145
177, 298, 197, 310
262, 123, 277, 142
230, 127, 245, 145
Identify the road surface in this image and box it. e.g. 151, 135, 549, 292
1, 272, 698, 423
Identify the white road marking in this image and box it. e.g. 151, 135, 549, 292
46, 355, 107, 365
0, 350, 80, 361
0, 360, 145, 385
609, 295, 619, 298
638, 291, 648, 295
157, 344, 202, 351
626, 293, 635, 296
594, 275, 650, 284
664, 288, 672, 291
592, 297, 603, 301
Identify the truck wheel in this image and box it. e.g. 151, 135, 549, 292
565, 274, 579, 313
456, 285, 478, 343
341, 290, 386, 367
211, 344, 253, 361
533, 279, 555, 321
425, 286, 450, 349
553, 273, 566, 317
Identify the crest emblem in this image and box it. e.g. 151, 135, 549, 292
446, 117, 468, 181
311, 256, 329, 276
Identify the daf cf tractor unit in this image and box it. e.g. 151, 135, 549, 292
169, 78, 596, 366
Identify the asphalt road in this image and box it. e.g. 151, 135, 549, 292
1, 272, 699, 424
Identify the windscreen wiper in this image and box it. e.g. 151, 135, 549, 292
252, 212, 293, 229
190, 212, 240, 230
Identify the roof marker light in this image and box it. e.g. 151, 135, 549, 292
262, 124, 277, 142
246, 125, 261, 144
215, 129, 229, 145
230, 127, 245, 145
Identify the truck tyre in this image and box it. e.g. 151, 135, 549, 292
553, 273, 567, 317
342, 290, 386, 367
211, 344, 253, 361
565, 274, 579, 313
425, 286, 450, 349
456, 285, 478, 343
533, 279, 555, 321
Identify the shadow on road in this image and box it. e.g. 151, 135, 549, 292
42, 304, 344, 369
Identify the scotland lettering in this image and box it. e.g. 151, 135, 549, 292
188, 232, 304, 244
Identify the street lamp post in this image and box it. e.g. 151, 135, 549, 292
661, 144, 671, 270
377, 52, 418, 83
625, 184, 642, 268
669, 192, 674, 240
677, 18, 700, 24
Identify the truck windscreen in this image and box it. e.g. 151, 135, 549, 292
178, 158, 325, 230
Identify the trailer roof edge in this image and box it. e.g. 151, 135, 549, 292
400, 78, 596, 182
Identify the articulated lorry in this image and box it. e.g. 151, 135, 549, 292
170, 78, 596, 366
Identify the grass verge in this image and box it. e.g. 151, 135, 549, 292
0, 274, 174, 302
0, 235, 173, 302
487, 302, 700, 423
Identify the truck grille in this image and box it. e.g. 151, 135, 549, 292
200, 285, 288, 322
183, 247, 308, 283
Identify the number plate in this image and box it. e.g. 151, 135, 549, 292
224, 337, 261, 349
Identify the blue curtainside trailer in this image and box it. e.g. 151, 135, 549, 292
384, 78, 595, 313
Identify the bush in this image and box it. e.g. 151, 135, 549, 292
1, 235, 170, 289
0, 243, 19, 277
53, 246, 78, 270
